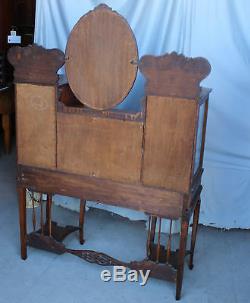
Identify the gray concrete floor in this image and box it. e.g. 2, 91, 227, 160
0, 151, 250, 303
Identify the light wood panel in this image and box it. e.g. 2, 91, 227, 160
16, 83, 56, 168
142, 96, 197, 193
57, 112, 143, 183
65, 4, 138, 110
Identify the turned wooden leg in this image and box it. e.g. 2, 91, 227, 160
79, 200, 86, 245
46, 194, 52, 237
18, 187, 27, 260
2, 114, 11, 154
176, 218, 189, 300
189, 199, 201, 270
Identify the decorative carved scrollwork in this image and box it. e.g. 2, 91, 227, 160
27, 232, 177, 282
67, 249, 125, 266
139, 52, 211, 99
8, 44, 65, 85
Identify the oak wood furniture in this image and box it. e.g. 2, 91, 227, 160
8, 4, 211, 300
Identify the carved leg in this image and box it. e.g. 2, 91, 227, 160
2, 114, 11, 154
189, 199, 201, 270
46, 194, 52, 236
79, 200, 86, 245
176, 218, 189, 300
18, 187, 27, 260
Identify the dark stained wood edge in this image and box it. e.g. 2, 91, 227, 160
139, 52, 211, 99
199, 99, 209, 168
187, 101, 200, 192
57, 101, 144, 122
57, 83, 146, 122
187, 185, 202, 219
17, 165, 183, 219
7, 44, 65, 85
189, 97, 209, 193
191, 168, 203, 195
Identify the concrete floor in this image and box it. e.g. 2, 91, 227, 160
0, 151, 250, 303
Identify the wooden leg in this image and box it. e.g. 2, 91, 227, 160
18, 187, 27, 260
79, 200, 86, 245
146, 215, 157, 257
46, 194, 52, 237
150, 216, 157, 243
166, 220, 173, 263
2, 114, 11, 154
189, 199, 201, 270
176, 218, 189, 300
156, 218, 162, 263
146, 216, 152, 257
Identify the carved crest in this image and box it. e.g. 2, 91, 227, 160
8, 45, 65, 85
139, 52, 211, 99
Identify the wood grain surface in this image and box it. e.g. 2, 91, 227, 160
16, 84, 56, 168
57, 112, 143, 183
18, 165, 183, 219
65, 4, 138, 110
142, 96, 197, 193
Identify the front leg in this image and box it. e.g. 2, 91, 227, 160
79, 200, 86, 245
189, 198, 201, 269
18, 187, 27, 260
176, 218, 189, 300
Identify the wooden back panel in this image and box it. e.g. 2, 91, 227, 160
16, 83, 56, 168
57, 112, 143, 183
142, 96, 197, 193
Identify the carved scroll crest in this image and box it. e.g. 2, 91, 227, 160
8, 44, 65, 85
139, 52, 211, 99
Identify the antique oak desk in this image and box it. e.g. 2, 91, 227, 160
8, 4, 211, 300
